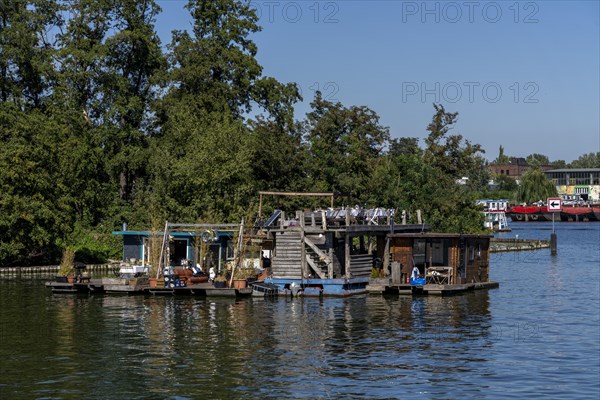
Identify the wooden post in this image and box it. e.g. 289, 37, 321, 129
300, 211, 306, 280
322, 210, 327, 231
157, 220, 169, 279
391, 261, 400, 284
345, 233, 351, 277
328, 238, 334, 279
383, 237, 390, 276
417, 209, 422, 225
229, 218, 244, 288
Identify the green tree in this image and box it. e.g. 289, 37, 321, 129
160, 0, 299, 120
248, 117, 306, 193
0, 0, 62, 109
518, 168, 558, 203
419, 105, 485, 232
0, 105, 66, 265
423, 104, 484, 179
100, 0, 165, 203
372, 104, 485, 233
551, 159, 567, 169
570, 152, 600, 168
494, 174, 519, 192
526, 153, 550, 168
148, 112, 253, 222
495, 145, 510, 164
303, 92, 390, 204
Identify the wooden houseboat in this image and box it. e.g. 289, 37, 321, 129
259, 207, 427, 296
371, 232, 498, 295
111, 224, 238, 273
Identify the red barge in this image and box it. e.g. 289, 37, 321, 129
507, 204, 600, 222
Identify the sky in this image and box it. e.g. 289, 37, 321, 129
154, 0, 600, 164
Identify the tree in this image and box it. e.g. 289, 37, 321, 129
570, 152, 600, 168
494, 174, 519, 192
551, 159, 567, 169
160, 0, 299, 121
0, 105, 66, 265
518, 168, 558, 203
526, 153, 550, 168
148, 112, 253, 222
303, 92, 390, 204
495, 145, 510, 164
248, 117, 306, 193
0, 0, 62, 109
100, 0, 165, 202
423, 104, 484, 179
371, 104, 485, 233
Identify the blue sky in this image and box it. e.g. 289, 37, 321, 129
154, 1, 599, 163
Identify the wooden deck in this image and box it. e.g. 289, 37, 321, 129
366, 280, 500, 296
45, 280, 254, 298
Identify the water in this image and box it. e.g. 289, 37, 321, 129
1, 223, 598, 399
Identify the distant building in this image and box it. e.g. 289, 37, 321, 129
544, 168, 600, 201
488, 157, 553, 181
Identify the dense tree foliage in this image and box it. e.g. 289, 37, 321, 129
570, 152, 600, 169
518, 168, 558, 204
1, 0, 589, 266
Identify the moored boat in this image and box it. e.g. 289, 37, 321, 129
560, 205, 595, 222
507, 205, 549, 222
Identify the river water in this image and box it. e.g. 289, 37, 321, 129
1, 223, 598, 399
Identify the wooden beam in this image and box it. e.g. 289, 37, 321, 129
167, 223, 240, 228
383, 237, 390, 276
300, 211, 306, 280
258, 191, 334, 197
304, 236, 332, 265
305, 255, 326, 279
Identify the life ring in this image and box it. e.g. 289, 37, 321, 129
531, 214, 538, 221
201, 230, 214, 243
515, 214, 523, 221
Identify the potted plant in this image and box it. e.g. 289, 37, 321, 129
214, 274, 227, 288
233, 267, 256, 289
57, 247, 75, 283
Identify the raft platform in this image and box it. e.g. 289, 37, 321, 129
367, 280, 500, 296
45, 279, 253, 298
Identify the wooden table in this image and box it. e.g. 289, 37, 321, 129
426, 266, 453, 285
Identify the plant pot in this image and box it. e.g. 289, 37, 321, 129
233, 279, 247, 289
67, 276, 75, 284
214, 281, 226, 288
149, 278, 157, 288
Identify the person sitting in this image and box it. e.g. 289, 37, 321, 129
209, 266, 216, 282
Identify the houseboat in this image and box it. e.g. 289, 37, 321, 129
376, 232, 498, 295
111, 224, 238, 273
254, 206, 498, 296
257, 207, 426, 296
476, 199, 510, 231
